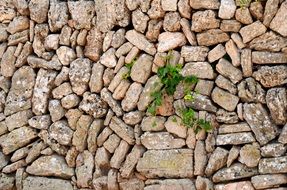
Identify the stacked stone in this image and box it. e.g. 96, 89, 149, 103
0, 0, 286, 189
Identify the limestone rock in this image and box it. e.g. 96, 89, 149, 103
49, 120, 73, 146
212, 87, 239, 112
216, 109, 239, 124
69, 58, 91, 95
181, 62, 215, 79
261, 143, 287, 157
259, 156, 287, 174
163, 12, 181, 32
165, 116, 187, 138
67, 1, 94, 29
189, 0, 220, 9
239, 21, 267, 43
279, 123, 287, 144
185, 93, 218, 113
125, 30, 156, 55
253, 66, 287, 88
29, 0, 49, 23
197, 29, 229, 46
109, 116, 135, 145
157, 32, 186, 52
216, 132, 256, 145
215, 75, 237, 95
23, 176, 73, 190
5, 110, 33, 131
225, 39, 240, 67
48, 0, 68, 32
212, 163, 258, 183
161, 0, 178, 11
241, 49, 252, 77
266, 88, 287, 125
194, 140, 207, 176
75, 151, 94, 188
137, 149, 193, 178
132, 9, 149, 33
89, 63, 104, 93
123, 111, 143, 125
251, 174, 287, 189
216, 58, 243, 84
28, 115, 51, 130
26, 155, 74, 179
218, 0, 236, 19
131, 54, 153, 84
181, 46, 209, 62
270, 1, 287, 37
243, 103, 278, 145
147, 0, 165, 19
239, 144, 261, 167
252, 51, 287, 64
1, 46, 16, 77
238, 77, 266, 104
110, 140, 130, 169
84, 27, 103, 62
101, 88, 123, 117
122, 82, 143, 112
218, 123, 251, 134
205, 147, 229, 176
249, 31, 287, 52
141, 132, 185, 149
191, 10, 219, 32
145, 179, 196, 190
214, 181, 255, 190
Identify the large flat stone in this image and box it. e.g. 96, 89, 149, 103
136, 149, 193, 178
270, 1, 287, 37
23, 176, 73, 190
216, 132, 255, 145
252, 51, 287, 64
259, 156, 287, 174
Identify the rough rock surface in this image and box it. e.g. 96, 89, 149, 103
0, 1, 286, 189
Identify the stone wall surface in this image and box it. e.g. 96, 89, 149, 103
0, 0, 286, 189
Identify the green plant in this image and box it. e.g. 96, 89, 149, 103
181, 108, 212, 133
147, 51, 211, 132
238, 0, 261, 9
122, 58, 137, 79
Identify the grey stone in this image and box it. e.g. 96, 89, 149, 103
216, 58, 243, 84
163, 12, 181, 32
191, 10, 219, 32
216, 109, 239, 124
259, 156, 287, 174
178, 0, 191, 19
141, 132, 185, 149
5, 110, 33, 131
185, 93, 217, 113
238, 77, 266, 103
249, 31, 287, 52
145, 179, 196, 190
26, 155, 74, 178
49, 120, 73, 146
23, 176, 73, 190
109, 116, 135, 145
75, 151, 94, 188
122, 82, 143, 112
211, 87, 239, 112
67, 1, 94, 29
194, 80, 214, 96
29, 0, 49, 23
197, 29, 230, 46
123, 111, 143, 125
227, 146, 240, 167
69, 58, 91, 95
244, 103, 278, 145
239, 21, 267, 43
261, 143, 287, 157
205, 147, 229, 176
216, 132, 256, 145
136, 149, 193, 178
84, 27, 103, 62
132, 9, 149, 33
218, 122, 251, 134
194, 140, 207, 176
219, 0, 236, 19
146, 19, 163, 42
181, 62, 215, 79
239, 144, 261, 167
110, 140, 130, 169
165, 116, 187, 138
131, 54, 153, 84
253, 66, 287, 88
212, 163, 258, 183
251, 174, 287, 189
181, 46, 209, 62
0, 173, 15, 190
208, 44, 226, 62
48, 0, 68, 32
279, 124, 287, 144
266, 88, 287, 125
270, 1, 287, 37
157, 32, 187, 52
125, 30, 156, 55
189, 0, 220, 9
27, 55, 61, 70
215, 75, 237, 95
28, 115, 51, 130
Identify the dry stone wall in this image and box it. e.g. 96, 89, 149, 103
0, 0, 287, 189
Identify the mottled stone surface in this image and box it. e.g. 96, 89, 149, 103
23, 176, 73, 190
259, 156, 287, 174
253, 66, 287, 88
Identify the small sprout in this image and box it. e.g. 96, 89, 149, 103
172, 116, 177, 123
152, 121, 157, 128
184, 93, 193, 101
122, 58, 137, 79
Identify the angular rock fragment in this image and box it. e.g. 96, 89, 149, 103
266, 88, 287, 125
214, 181, 255, 190
239, 144, 261, 167
125, 30, 156, 55
208, 44, 226, 63
26, 155, 74, 179
141, 132, 185, 149
48, 0, 68, 32
28, 115, 51, 130
137, 149, 193, 178
263, 0, 279, 27
29, 0, 49, 23
218, 123, 251, 134
270, 1, 287, 37
101, 88, 123, 117
130, 54, 153, 84
67, 1, 94, 29
253, 66, 287, 88
215, 75, 237, 95
249, 31, 287, 52
197, 29, 229, 46
251, 174, 287, 189
27, 55, 61, 70
84, 27, 103, 62
189, 0, 220, 9
23, 176, 73, 190
145, 179, 196, 190
163, 12, 181, 32
259, 156, 287, 174
243, 103, 278, 145
216, 132, 256, 145
205, 147, 228, 176
76, 151, 94, 188
241, 48, 252, 77
0, 127, 37, 155
69, 58, 91, 95
181, 46, 209, 62
218, 0, 236, 19
1, 46, 16, 77
225, 39, 240, 67
261, 143, 287, 157
213, 163, 258, 183
181, 62, 215, 79
239, 21, 267, 43
185, 93, 218, 113
191, 10, 219, 32
157, 32, 186, 52
109, 116, 135, 145
132, 9, 149, 33
194, 140, 207, 176
79, 92, 108, 118
49, 120, 73, 146
110, 140, 130, 169
216, 58, 243, 84
122, 82, 143, 112
238, 77, 266, 103
5, 110, 33, 131
212, 87, 239, 112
